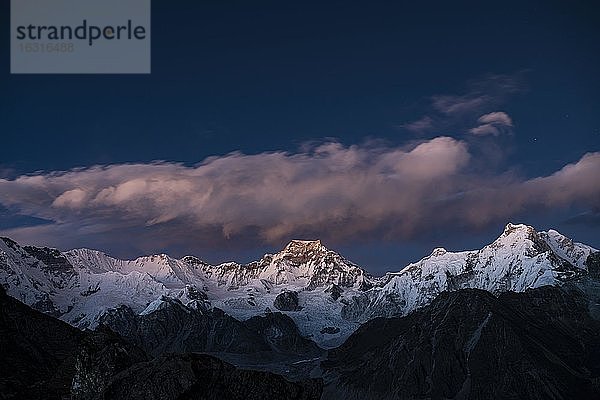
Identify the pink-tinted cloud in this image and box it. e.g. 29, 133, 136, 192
469, 124, 501, 136
403, 74, 524, 138
401, 116, 434, 133
431, 74, 524, 115
0, 137, 598, 254
432, 94, 492, 115
469, 111, 513, 136
477, 111, 513, 126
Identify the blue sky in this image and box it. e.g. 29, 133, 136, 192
0, 1, 598, 273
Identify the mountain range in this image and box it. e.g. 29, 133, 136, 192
1, 222, 600, 399
1, 223, 596, 347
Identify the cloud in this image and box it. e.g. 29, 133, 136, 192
401, 116, 434, 134
402, 73, 525, 136
432, 94, 492, 115
477, 111, 513, 126
469, 124, 501, 136
454, 152, 600, 226
431, 74, 524, 116
0, 138, 598, 255
469, 111, 513, 136
564, 210, 600, 227
0, 167, 17, 180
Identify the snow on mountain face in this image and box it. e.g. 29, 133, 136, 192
0, 239, 170, 327
0, 237, 370, 347
0, 224, 597, 348
0, 237, 77, 316
539, 229, 596, 270
254, 240, 370, 290
188, 239, 371, 347
342, 223, 597, 322
192, 240, 370, 291
64, 249, 206, 288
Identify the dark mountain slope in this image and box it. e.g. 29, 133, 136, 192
0, 284, 84, 399
98, 296, 323, 362
322, 285, 600, 400
96, 353, 323, 400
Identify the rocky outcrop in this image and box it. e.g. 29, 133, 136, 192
587, 251, 600, 279
98, 353, 323, 400
22, 245, 76, 278
274, 290, 302, 311
244, 312, 322, 356
325, 284, 344, 300
99, 297, 270, 356
323, 285, 600, 400
99, 296, 323, 362
71, 326, 147, 400
320, 326, 340, 334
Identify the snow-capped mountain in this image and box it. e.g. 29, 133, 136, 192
198, 239, 371, 290
0, 237, 371, 347
341, 223, 597, 322
0, 223, 597, 348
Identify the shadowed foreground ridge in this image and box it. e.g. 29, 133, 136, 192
322, 285, 600, 400
0, 284, 323, 400
99, 353, 323, 400
0, 284, 84, 399
98, 298, 322, 360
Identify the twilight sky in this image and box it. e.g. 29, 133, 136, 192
0, 1, 599, 274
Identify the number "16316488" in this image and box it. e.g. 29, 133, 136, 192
19, 42, 74, 53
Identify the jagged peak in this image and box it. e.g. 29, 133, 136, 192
429, 247, 448, 257
139, 295, 189, 315
180, 255, 210, 266
485, 223, 552, 258
544, 229, 577, 246
134, 253, 175, 263
0, 237, 19, 248
285, 239, 323, 248
278, 239, 329, 257
502, 222, 534, 236
65, 247, 111, 257
0, 237, 65, 256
